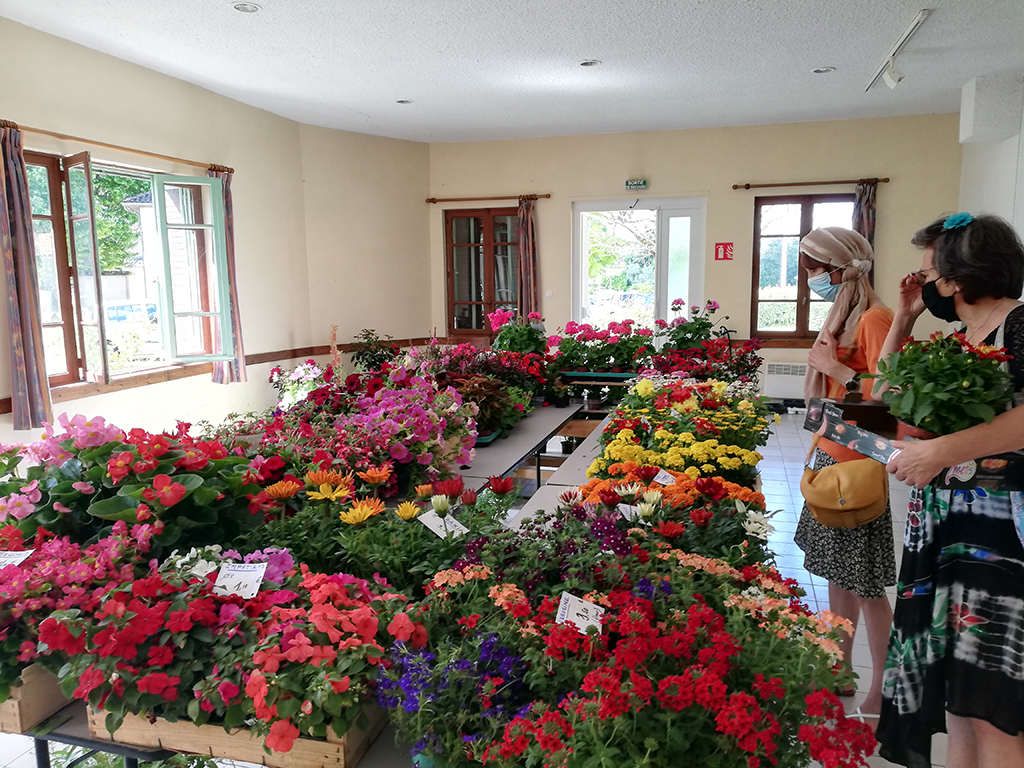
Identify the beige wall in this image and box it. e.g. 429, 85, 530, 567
0, 18, 432, 441
299, 125, 431, 340
428, 115, 964, 365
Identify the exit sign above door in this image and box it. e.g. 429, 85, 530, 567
625, 179, 647, 191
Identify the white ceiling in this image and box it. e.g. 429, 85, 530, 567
2, 0, 1023, 143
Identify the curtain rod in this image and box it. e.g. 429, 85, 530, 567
425, 193, 551, 204
4, 119, 234, 174
732, 177, 889, 190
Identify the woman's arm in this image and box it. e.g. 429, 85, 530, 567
888, 405, 1024, 487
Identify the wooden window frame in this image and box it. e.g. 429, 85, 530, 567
750, 193, 857, 340
444, 207, 519, 337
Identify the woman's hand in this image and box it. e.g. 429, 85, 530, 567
896, 272, 926, 320
887, 439, 948, 488
807, 329, 852, 382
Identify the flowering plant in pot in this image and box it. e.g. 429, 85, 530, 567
268, 359, 334, 410
488, 310, 548, 357
0, 522, 147, 701
3, 416, 266, 557
45, 546, 416, 753
655, 299, 725, 350
648, 336, 764, 385
867, 332, 1014, 437
349, 328, 402, 372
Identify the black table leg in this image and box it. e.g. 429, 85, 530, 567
34, 739, 51, 768
125, 759, 140, 768
536, 450, 542, 488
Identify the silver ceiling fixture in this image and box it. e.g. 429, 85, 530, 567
812, 66, 836, 74
233, 3, 262, 13
864, 9, 931, 92
579, 60, 602, 67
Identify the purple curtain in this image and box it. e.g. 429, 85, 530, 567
517, 198, 539, 316
208, 168, 247, 384
853, 181, 877, 246
1, 125, 52, 429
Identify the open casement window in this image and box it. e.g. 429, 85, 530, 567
63, 152, 111, 383
750, 194, 856, 340
445, 207, 519, 337
152, 175, 232, 362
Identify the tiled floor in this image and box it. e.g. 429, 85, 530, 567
2, 415, 947, 768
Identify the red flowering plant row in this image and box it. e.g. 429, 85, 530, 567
0, 415, 277, 558
647, 336, 764, 385
41, 545, 419, 754
379, 511, 873, 768
0, 521, 147, 701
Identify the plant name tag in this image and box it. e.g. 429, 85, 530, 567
0, 549, 33, 567
213, 562, 267, 600
617, 503, 640, 521
653, 469, 675, 485
418, 510, 469, 538
556, 592, 605, 634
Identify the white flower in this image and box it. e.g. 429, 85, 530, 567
431, 494, 451, 514
742, 510, 773, 541
615, 483, 643, 500
642, 490, 663, 505
557, 488, 583, 508
637, 501, 657, 519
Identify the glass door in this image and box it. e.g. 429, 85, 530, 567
573, 198, 705, 325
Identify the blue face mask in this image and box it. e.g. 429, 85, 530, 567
808, 271, 842, 301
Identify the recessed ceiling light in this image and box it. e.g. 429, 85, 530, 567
396, 99, 413, 104
233, 2, 262, 12
580, 60, 602, 67
813, 66, 836, 74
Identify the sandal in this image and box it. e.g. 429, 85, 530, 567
831, 663, 856, 697
850, 706, 880, 721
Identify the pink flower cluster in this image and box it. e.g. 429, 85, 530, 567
27, 414, 124, 466
487, 308, 516, 332
562, 319, 650, 343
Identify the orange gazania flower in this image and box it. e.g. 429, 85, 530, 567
305, 469, 344, 487
358, 465, 393, 485
414, 484, 435, 500
264, 480, 302, 499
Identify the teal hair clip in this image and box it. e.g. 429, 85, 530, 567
943, 212, 974, 230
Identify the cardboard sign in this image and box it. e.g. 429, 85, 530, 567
0, 550, 33, 567
213, 562, 267, 600
556, 592, 606, 634
804, 398, 1024, 491
418, 510, 470, 538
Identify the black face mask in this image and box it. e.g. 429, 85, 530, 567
922, 280, 960, 322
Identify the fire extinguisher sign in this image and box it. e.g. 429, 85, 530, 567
714, 243, 734, 261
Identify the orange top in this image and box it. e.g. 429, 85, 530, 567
819, 305, 894, 463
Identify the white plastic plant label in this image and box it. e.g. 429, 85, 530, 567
0, 550, 33, 567
653, 469, 675, 485
617, 503, 641, 522
213, 562, 267, 600
418, 510, 469, 538
556, 592, 606, 634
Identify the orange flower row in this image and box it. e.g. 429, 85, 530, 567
576, 461, 764, 510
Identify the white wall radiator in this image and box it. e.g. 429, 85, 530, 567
763, 363, 807, 400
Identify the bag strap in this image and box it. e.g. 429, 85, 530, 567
804, 435, 820, 468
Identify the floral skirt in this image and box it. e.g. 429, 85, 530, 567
794, 449, 896, 600
877, 487, 1024, 767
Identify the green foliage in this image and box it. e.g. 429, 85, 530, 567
869, 334, 1014, 435
350, 328, 401, 371
491, 320, 546, 356
48, 744, 216, 768
92, 172, 151, 273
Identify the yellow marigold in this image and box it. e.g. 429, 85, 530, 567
264, 480, 302, 499
339, 497, 385, 525
357, 465, 393, 485
308, 483, 350, 502
305, 469, 344, 487
396, 501, 421, 520
634, 378, 656, 398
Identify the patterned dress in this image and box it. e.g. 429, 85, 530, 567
795, 305, 897, 600
877, 305, 1024, 767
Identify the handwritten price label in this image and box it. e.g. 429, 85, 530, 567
653, 469, 675, 485
556, 592, 605, 635
418, 510, 469, 539
0, 550, 33, 567
213, 562, 267, 600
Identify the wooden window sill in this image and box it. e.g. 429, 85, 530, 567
50, 363, 214, 403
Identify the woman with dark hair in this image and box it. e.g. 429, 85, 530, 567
794, 227, 894, 718
877, 213, 1024, 768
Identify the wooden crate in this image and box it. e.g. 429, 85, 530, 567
0, 664, 71, 734
86, 703, 387, 768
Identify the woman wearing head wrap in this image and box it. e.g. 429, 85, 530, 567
793, 226, 894, 721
